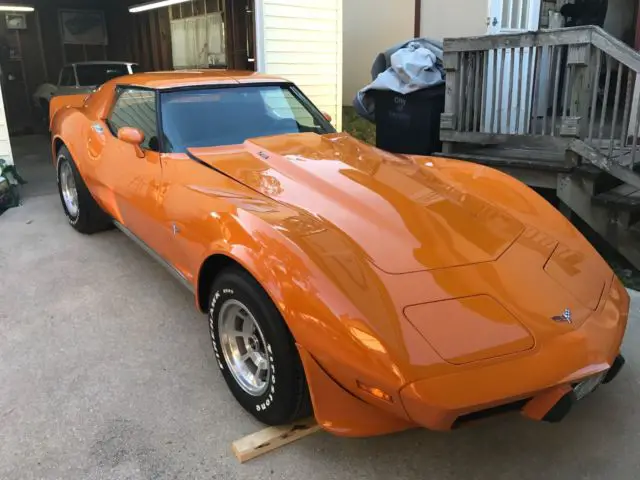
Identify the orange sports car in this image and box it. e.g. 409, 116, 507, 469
50, 70, 628, 437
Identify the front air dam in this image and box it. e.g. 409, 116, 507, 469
603, 354, 626, 384
296, 345, 415, 437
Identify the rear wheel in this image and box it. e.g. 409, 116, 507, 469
56, 146, 111, 234
208, 267, 312, 425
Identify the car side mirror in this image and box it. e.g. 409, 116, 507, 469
321, 111, 332, 122
118, 127, 146, 158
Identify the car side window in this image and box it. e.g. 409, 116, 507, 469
107, 88, 159, 151
59, 67, 75, 87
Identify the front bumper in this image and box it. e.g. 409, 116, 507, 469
535, 354, 626, 424
399, 278, 629, 431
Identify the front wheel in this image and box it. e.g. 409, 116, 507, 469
208, 267, 311, 425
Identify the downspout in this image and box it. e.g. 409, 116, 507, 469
254, 0, 266, 72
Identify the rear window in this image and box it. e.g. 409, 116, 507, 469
75, 64, 131, 86
160, 85, 335, 152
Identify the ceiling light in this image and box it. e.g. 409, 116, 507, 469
0, 5, 34, 11
129, 0, 190, 13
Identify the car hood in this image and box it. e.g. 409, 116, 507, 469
189, 133, 525, 274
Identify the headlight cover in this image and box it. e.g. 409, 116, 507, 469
404, 295, 534, 365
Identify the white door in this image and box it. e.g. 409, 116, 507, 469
484, 0, 541, 133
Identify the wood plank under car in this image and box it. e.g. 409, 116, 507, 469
232, 417, 321, 463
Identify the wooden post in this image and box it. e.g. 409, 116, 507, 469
34, 10, 49, 82
157, 7, 173, 70
15, 30, 33, 121
441, 50, 459, 154
567, 43, 592, 140
560, 43, 593, 167
148, 10, 161, 70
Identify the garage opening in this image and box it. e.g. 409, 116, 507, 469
0, 0, 257, 136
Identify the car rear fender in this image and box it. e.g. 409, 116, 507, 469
49, 93, 89, 130
51, 127, 86, 175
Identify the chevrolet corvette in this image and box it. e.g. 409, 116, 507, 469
49, 70, 628, 437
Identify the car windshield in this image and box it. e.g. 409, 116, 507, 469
75, 64, 132, 86
160, 84, 336, 152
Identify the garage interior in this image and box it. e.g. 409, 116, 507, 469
0, 0, 256, 135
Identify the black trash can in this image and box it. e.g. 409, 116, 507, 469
373, 84, 445, 155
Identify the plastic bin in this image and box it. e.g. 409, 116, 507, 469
373, 84, 445, 155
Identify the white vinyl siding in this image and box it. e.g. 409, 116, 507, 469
257, 0, 343, 130
0, 86, 13, 165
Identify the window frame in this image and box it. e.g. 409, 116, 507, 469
106, 85, 162, 152
58, 66, 76, 87
72, 65, 79, 86
75, 63, 135, 86
157, 82, 336, 153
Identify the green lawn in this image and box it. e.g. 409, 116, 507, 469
342, 107, 376, 145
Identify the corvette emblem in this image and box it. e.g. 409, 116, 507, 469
552, 308, 572, 324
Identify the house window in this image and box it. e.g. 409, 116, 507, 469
169, 0, 226, 69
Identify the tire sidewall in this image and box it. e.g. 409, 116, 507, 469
56, 152, 80, 226
208, 273, 296, 424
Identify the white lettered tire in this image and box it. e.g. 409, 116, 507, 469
208, 266, 311, 425
56, 146, 111, 234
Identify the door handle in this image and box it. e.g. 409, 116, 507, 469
492, 17, 499, 27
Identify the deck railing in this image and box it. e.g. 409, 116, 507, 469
441, 26, 640, 187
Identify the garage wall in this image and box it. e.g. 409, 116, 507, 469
128, 7, 173, 72
0, 0, 143, 134
420, 0, 487, 40
343, 0, 414, 106
0, 87, 13, 165
256, 0, 343, 130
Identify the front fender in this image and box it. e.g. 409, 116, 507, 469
194, 207, 419, 420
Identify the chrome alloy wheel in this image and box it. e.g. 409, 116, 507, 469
219, 299, 271, 396
59, 159, 79, 218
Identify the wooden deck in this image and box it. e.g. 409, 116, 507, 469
440, 26, 640, 269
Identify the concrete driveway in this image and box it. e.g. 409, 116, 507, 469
1, 153, 640, 479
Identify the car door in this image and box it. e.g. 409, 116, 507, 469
89, 87, 173, 260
